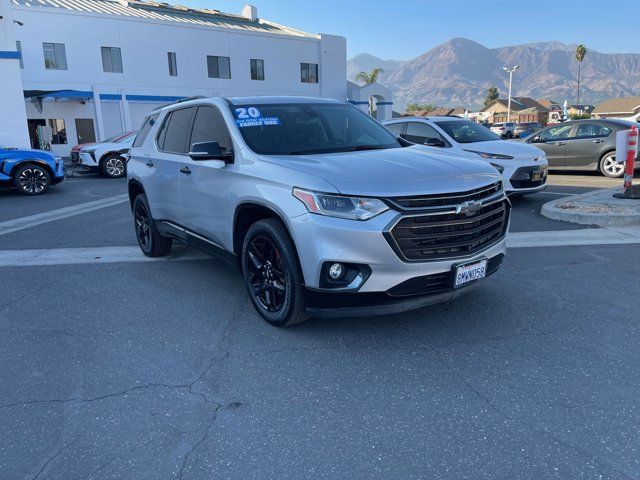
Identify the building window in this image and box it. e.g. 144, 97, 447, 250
301, 63, 318, 83
43, 42, 67, 70
207, 55, 231, 79
167, 52, 178, 77
48, 119, 67, 144
250, 58, 264, 81
16, 41, 23, 69
101, 46, 123, 73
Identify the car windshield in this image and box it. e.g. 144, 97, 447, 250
435, 120, 501, 144
231, 103, 401, 155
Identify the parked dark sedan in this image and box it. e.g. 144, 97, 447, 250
522, 119, 640, 177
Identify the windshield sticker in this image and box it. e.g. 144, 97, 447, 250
235, 107, 281, 128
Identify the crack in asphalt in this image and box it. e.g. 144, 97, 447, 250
176, 402, 221, 480
31, 431, 83, 480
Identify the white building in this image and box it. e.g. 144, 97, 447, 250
0, 0, 387, 156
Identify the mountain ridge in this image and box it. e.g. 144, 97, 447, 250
347, 39, 640, 111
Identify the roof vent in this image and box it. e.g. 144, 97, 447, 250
241, 4, 258, 21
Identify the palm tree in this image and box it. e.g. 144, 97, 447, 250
575, 44, 587, 111
355, 67, 384, 117
355, 67, 384, 86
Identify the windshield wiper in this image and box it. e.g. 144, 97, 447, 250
344, 145, 389, 152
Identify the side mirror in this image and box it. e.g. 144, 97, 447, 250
424, 137, 445, 148
189, 141, 233, 162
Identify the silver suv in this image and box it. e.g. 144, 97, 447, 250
127, 97, 510, 326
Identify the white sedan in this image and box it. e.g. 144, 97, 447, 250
78, 130, 136, 178
383, 116, 548, 195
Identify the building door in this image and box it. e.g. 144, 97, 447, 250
75, 119, 96, 144
27, 119, 46, 149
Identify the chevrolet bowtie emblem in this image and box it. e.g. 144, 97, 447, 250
456, 200, 483, 216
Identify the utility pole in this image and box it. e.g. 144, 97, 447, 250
502, 65, 519, 123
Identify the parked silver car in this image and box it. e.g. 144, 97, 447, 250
127, 97, 510, 326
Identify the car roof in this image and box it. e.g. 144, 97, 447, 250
226, 96, 343, 106
384, 116, 467, 123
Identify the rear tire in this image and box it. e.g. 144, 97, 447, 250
133, 194, 172, 257
100, 154, 126, 178
13, 164, 51, 195
241, 218, 309, 327
599, 152, 624, 178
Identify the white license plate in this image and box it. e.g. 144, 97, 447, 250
454, 259, 487, 288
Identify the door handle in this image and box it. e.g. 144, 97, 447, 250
145, 160, 154, 167
593, 139, 604, 143
555, 142, 566, 146
180, 166, 192, 175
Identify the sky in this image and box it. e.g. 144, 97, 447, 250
176, 0, 638, 60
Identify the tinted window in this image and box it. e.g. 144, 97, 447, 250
435, 120, 500, 143
207, 56, 231, 79
301, 63, 318, 83
101, 46, 123, 73
575, 124, 612, 138
385, 123, 404, 135
540, 124, 572, 141
168, 52, 177, 77
233, 103, 400, 155
159, 108, 194, 154
250, 59, 264, 81
43, 42, 67, 70
133, 115, 158, 147
403, 122, 445, 145
190, 106, 232, 153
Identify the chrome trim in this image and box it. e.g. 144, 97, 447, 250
387, 186, 504, 212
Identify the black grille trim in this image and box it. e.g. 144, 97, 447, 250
388, 181, 503, 210
385, 198, 510, 262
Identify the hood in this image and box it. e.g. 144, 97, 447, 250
259, 146, 501, 197
464, 140, 545, 159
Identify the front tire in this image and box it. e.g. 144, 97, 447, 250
14, 164, 51, 195
133, 194, 172, 257
241, 218, 308, 327
100, 154, 126, 178
599, 152, 624, 178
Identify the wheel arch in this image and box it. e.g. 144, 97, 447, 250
232, 202, 303, 278
128, 180, 145, 210
10, 159, 55, 179
99, 150, 125, 165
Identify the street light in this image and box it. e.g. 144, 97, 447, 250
502, 65, 519, 123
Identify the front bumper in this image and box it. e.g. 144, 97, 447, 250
290, 205, 508, 313
496, 158, 548, 193
78, 151, 98, 167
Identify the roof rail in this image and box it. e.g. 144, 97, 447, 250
152, 95, 208, 111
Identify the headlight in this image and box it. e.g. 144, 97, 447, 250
464, 150, 514, 160
293, 188, 389, 221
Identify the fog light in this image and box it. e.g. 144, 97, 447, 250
328, 263, 344, 279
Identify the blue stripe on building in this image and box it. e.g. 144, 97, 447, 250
0, 51, 22, 59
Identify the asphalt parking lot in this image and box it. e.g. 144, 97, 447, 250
1, 171, 639, 479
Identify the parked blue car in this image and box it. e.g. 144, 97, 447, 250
0, 147, 65, 195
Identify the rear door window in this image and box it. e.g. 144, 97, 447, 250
574, 123, 612, 138
158, 107, 195, 154
133, 115, 158, 147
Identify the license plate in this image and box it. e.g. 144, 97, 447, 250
454, 259, 487, 288
531, 170, 545, 181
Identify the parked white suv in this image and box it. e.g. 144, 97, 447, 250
127, 97, 510, 326
383, 116, 548, 195
490, 122, 516, 138
78, 131, 136, 178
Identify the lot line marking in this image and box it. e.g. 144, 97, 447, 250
0, 246, 208, 267
0, 227, 639, 268
0, 194, 128, 236
535, 191, 578, 196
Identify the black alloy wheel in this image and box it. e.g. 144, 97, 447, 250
14, 164, 51, 195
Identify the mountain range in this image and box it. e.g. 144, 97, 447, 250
347, 38, 640, 111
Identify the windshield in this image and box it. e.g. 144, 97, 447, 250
231, 103, 401, 155
435, 120, 501, 144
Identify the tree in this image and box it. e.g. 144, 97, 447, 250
484, 87, 499, 107
355, 67, 384, 86
575, 44, 587, 110
406, 103, 436, 112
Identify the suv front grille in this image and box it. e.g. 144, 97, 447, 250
386, 199, 510, 261
388, 181, 502, 210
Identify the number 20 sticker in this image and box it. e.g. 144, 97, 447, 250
236, 107, 261, 119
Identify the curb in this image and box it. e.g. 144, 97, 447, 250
541, 187, 640, 227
